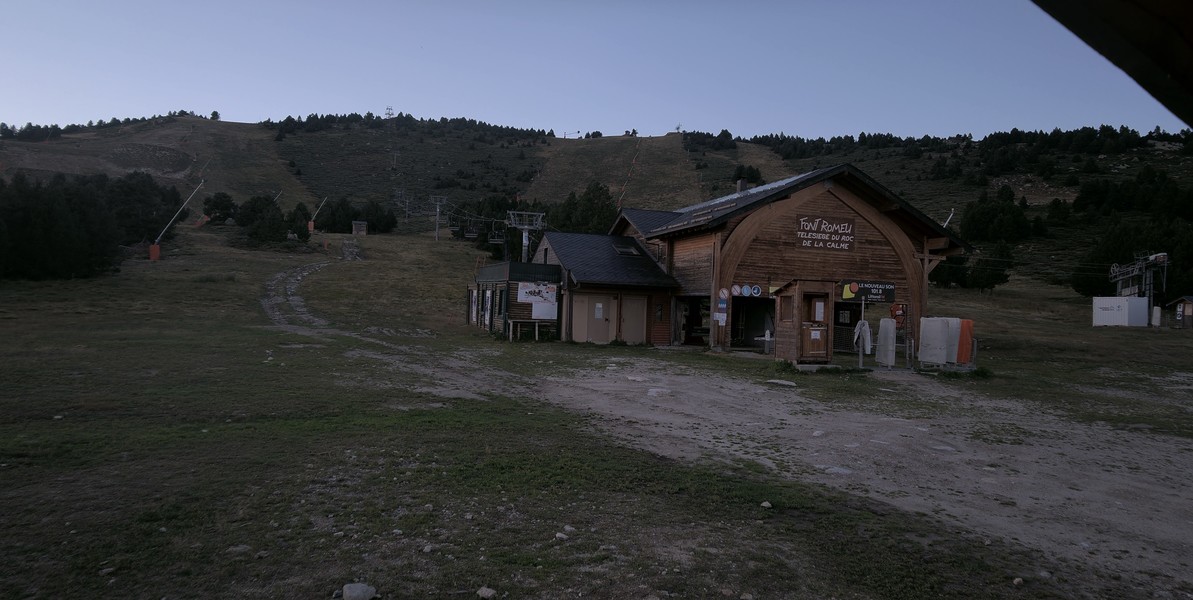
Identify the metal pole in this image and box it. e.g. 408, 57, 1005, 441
311, 196, 329, 219
858, 296, 865, 369
155, 180, 205, 245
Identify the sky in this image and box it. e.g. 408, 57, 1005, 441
3, 1, 1186, 140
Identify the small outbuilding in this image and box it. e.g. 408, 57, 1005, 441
1168, 295, 1193, 329
469, 262, 562, 339
531, 232, 679, 344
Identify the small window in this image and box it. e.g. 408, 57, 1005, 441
612, 242, 640, 256
780, 296, 794, 321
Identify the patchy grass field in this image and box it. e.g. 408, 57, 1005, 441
1, 228, 1190, 599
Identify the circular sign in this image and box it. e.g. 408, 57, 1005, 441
741, 285, 752, 297
731, 284, 742, 296
719, 288, 730, 300
751, 285, 762, 297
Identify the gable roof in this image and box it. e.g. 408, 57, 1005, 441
644, 163, 970, 252
542, 231, 679, 289
610, 207, 682, 237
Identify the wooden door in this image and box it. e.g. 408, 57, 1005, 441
621, 296, 647, 344
587, 296, 614, 344
572, 295, 589, 342
799, 293, 829, 360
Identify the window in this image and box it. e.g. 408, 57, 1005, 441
780, 296, 794, 321
612, 241, 640, 256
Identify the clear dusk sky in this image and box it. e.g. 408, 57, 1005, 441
3, 1, 1186, 140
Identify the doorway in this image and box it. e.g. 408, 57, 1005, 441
799, 292, 830, 361
730, 296, 775, 351
677, 296, 710, 345
584, 294, 616, 344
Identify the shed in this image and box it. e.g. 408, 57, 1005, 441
1167, 295, 1193, 328
532, 232, 679, 345
469, 262, 562, 339
616, 163, 969, 362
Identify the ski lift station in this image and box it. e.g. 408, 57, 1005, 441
469, 163, 975, 367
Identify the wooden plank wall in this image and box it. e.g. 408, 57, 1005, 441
732, 192, 911, 301
506, 286, 532, 321
647, 291, 671, 345
669, 233, 715, 296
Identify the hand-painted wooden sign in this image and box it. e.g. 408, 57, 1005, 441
797, 215, 855, 251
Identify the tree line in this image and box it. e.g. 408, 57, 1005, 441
0, 110, 213, 142
0, 172, 183, 279
260, 111, 551, 145
1068, 168, 1193, 298
931, 168, 1193, 300
202, 193, 398, 242
450, 182, 618, 260
744, 125, 1190, 163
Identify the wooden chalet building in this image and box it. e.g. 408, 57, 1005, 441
610, 163, 969, 362
472, 163, 968, 362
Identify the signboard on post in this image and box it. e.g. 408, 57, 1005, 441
840, 280, 895, 302
517, 282, 558, 320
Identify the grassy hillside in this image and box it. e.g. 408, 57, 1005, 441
0, 115, 318, 210
4, 114, 1192, 287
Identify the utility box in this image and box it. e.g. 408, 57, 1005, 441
1092, 296, 1149, 327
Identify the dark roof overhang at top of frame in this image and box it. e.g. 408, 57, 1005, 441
1032, 0, 1193, 128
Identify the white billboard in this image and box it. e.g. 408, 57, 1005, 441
518, 282, 557, 320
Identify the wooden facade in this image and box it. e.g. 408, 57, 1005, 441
621, 164, 968, 363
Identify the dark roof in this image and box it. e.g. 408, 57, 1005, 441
542, 231, 679, 289
644, 163, 970, 251
611, 207, 681, 237
1166, 295, 1193, 307
476, 261, 561, 283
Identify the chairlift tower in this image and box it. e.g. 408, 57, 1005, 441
1110, 251, 1169, 314
507, 210, 545, 262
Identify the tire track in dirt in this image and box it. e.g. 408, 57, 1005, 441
260, 262, 512, 402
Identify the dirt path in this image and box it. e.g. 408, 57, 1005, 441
264, 263, 1193, 597
535, 358, 1193, 596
